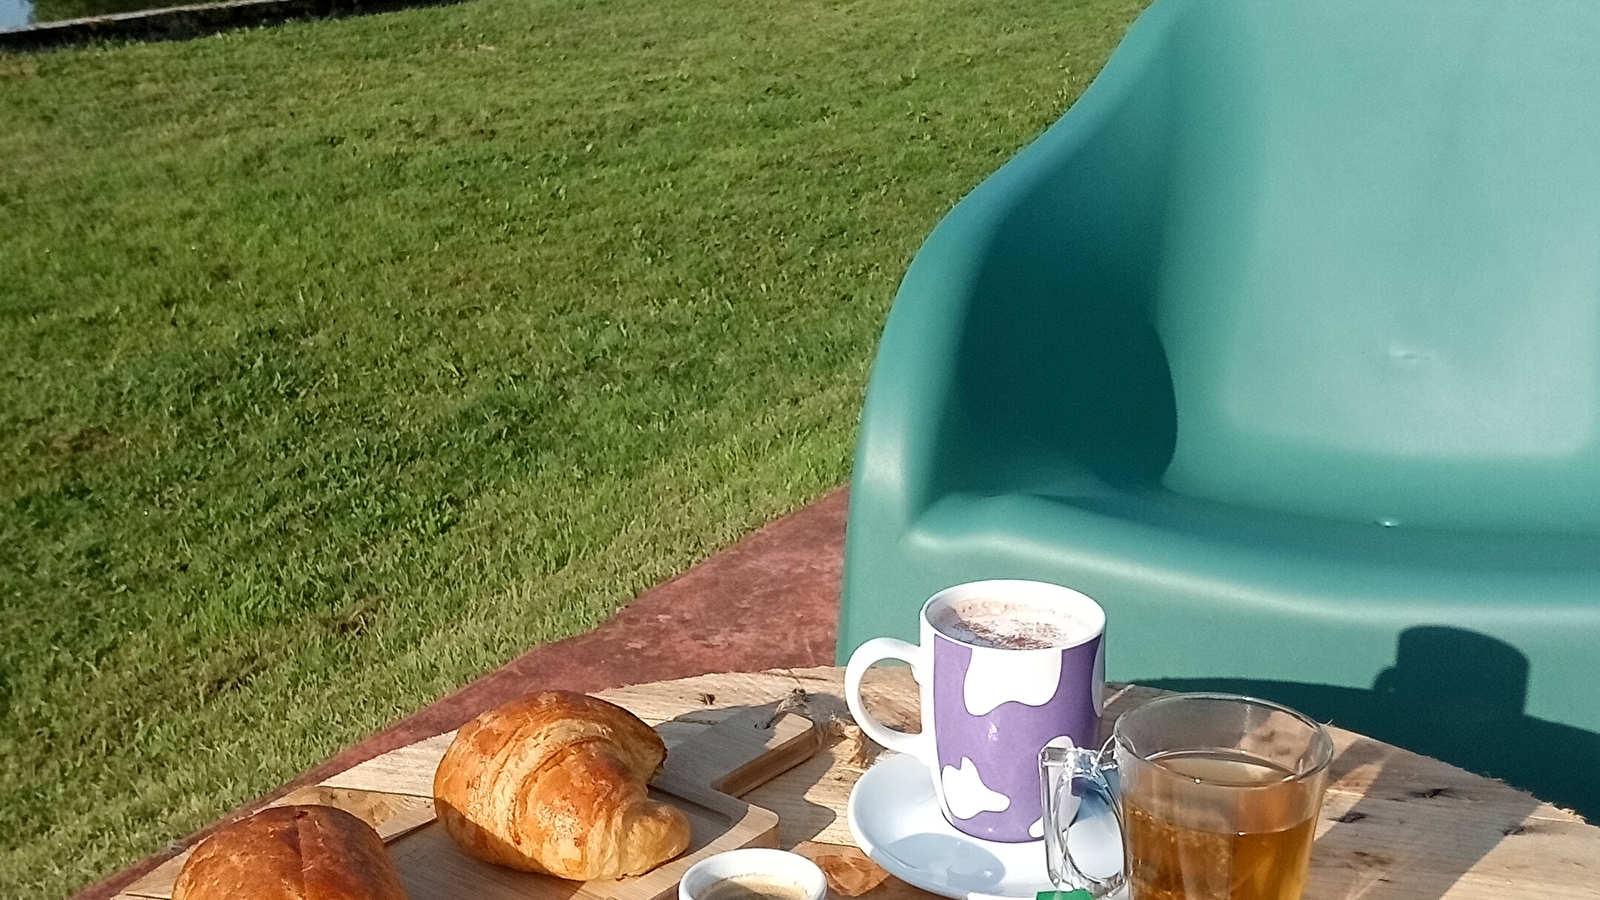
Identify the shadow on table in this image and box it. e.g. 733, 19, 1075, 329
1145, 627, 1592, 899
663, 694, 847, 848
1283, 733, 1541, 900
1145, 626, 1599, 822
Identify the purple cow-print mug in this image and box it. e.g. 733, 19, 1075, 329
844, 580, 1106, 843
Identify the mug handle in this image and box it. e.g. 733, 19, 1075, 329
1040, 743, 1126, 898
844, 637, 934, 764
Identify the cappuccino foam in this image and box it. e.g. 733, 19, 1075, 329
698, 875, 812, 900
935, 598, 1092, 650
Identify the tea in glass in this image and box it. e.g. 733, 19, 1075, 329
1038, 693, 1333, 900
1123, 748, 1320, 900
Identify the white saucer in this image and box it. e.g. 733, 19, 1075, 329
847, 752, 1055, 900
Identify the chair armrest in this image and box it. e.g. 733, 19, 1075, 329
853, 34, 1178, 524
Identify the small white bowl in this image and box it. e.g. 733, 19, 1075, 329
678, 849, 828, 900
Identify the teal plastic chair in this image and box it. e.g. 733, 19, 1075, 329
840, 0, 1600, 816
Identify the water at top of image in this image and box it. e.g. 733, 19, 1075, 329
2, 0, 201, 31
1, 0, 35, 30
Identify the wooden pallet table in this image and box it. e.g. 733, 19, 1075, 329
115, 666, 1599, 900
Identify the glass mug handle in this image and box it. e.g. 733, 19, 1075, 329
1040, 743, 1126, 899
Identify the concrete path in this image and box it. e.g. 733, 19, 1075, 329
74, 487, 847, 900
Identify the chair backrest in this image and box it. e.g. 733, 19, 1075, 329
1153, 0, 1600, 534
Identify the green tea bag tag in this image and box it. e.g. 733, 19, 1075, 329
1036, 891, 1094, 900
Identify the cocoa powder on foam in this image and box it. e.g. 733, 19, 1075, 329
935, 599, 1092, 650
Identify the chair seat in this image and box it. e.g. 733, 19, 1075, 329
897, 488, 1600, 763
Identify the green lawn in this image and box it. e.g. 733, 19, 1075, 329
0, 0, 1141, 895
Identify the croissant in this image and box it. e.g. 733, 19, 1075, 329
432, 690, 692, 880
172, 804, 408, 900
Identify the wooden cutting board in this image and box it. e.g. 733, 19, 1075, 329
118, 706, 821, 900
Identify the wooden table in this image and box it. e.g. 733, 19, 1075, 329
116, 666, 1600, 900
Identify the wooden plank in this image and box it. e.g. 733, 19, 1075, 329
734, 667, 1600, 900
1306, 792, 1600, 898
119, 784, 435, 898
120, 705, 819, 900
665, 707, 823, 798
796, 842, 923, 900
388, 781, 769, 900
317, 693, 811, 798
385, 707, 817, 900
321, 732, 456, 797
118, 665, 1600, 900
597, 668, 1600, 899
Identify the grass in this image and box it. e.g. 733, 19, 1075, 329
0, 0, 1142, 895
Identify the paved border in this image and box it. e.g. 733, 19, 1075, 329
70, 487, 848, 900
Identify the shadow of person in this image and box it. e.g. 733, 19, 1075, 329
1143, 626, 1600, 821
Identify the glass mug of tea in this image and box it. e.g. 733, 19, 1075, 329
1041, 693, 1335, 900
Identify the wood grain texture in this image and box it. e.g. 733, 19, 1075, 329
119, 667, 1600, 900
118, 708, 816, 900
119, 786, 436, 899
613, 668, 1600, 900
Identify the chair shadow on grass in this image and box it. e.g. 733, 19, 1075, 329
1147, 626, 1597, 900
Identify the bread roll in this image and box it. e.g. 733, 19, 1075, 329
172, 804, 407, 900
432, 690, 692, 880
